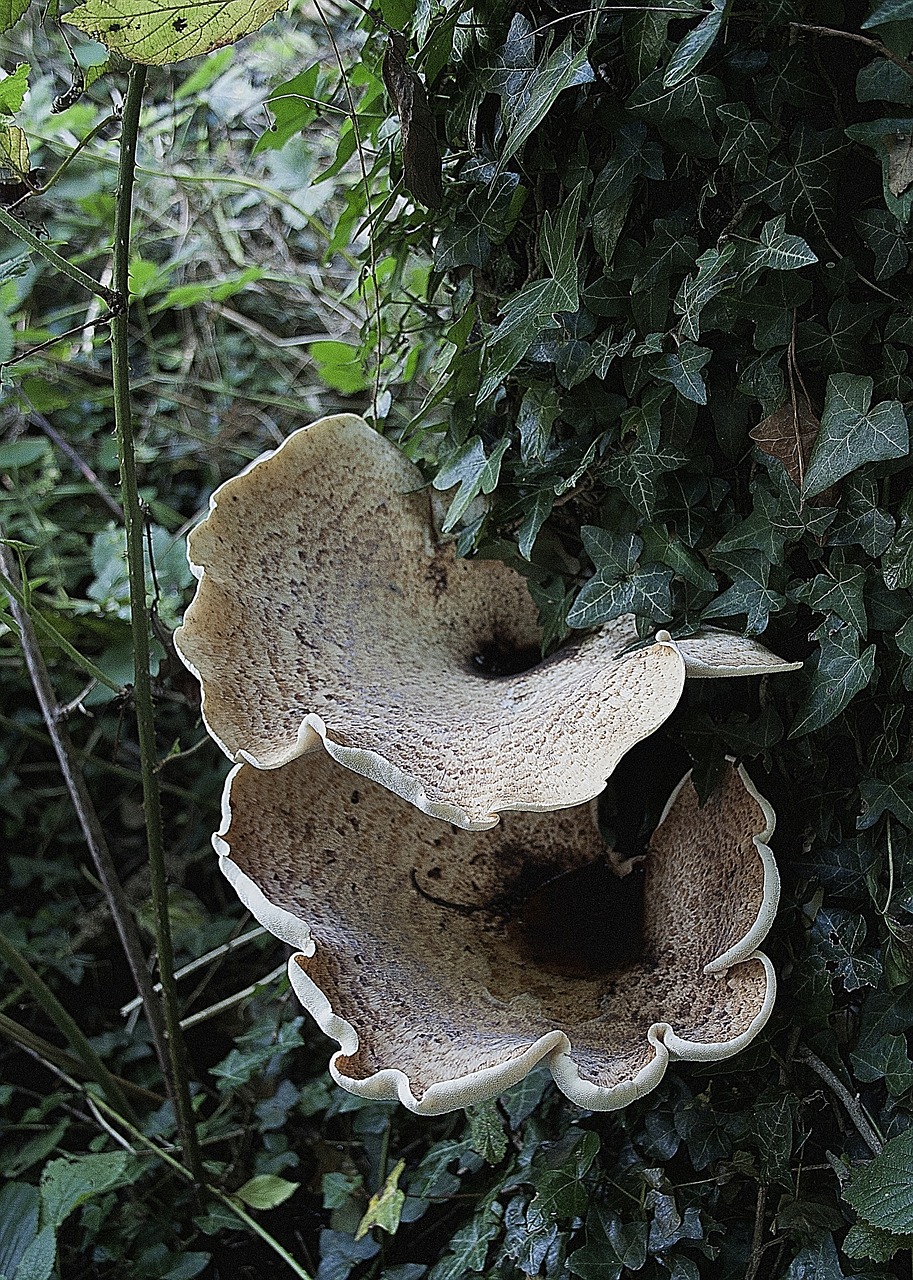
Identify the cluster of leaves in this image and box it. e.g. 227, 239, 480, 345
4, 0, 913, 1276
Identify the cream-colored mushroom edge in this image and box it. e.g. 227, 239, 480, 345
175, 413, 800, 831
214, 749, 780, 1115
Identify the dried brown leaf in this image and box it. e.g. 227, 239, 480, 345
382, 33, 443, 210
750, 396, 820, 489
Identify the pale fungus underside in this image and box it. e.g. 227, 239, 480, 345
176, 414, 799, 830
217, 754, 778, 1115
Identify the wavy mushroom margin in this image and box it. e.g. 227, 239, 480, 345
214, 758, 780, 1116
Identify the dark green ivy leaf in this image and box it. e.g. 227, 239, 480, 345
858, 763, 913, 830
790, 625, 877, 737
703, 549, 785, 634
653, 342, 711, 403
803, 374, 908, 499
662, 0, 725, 89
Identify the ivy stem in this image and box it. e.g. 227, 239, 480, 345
0, 929, 136, 1121
111, 62, 202, 1183
0, 206, 116, 303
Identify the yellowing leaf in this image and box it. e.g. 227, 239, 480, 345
355, 1159, 405, 1241
64, 0, 288, 66
0, 124, 29, 179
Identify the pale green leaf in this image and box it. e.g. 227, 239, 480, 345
40, 1153, 127, 1230
64, 0, 288, 66
0, 63, 29, 115
234, 1174, 299, 1211
355, 1159, 406, 1241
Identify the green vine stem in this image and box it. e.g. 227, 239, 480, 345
0, 929, 135, 1120
0, 206, 116, 303
111, 63, 202, 1183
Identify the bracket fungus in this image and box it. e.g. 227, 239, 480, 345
216, 752, 779, 1115
176, 414, 799, 830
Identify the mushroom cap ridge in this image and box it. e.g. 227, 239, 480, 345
216, 752, 779, 1116
176, 414, 798, 830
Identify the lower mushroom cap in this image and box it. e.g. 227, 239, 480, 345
217, 750, 779, 1114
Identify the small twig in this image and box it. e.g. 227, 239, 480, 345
179, 963, 287, 1030
797, 1048, 884, 1155
0, 1009, 162, 1105
0, 207, 116, 304
745, 1183, 767, 1280
24, 405, 124, 519
119, 927, 268, 1017
790, 23, 913, 81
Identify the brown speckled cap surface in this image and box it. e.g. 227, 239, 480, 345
216, 752, 779, 1114
176, 414, 797, 830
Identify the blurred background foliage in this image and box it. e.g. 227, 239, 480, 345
3, 0, 913, 1276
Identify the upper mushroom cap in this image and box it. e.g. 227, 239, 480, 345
217, 752, 779, 1115
176, 414, 798, 830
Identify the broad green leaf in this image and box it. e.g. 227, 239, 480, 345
791, 565, 868, 635
782, 1235, 849, 1280
234, 1175, 299, 1211
753, 1092, 794, 1186
10, 1226, 56, 1280
40, 1153, 127, 1230
628, 68, 726, 129
466, 1100, 508, 1163
429, 1197, 502, 1280
518, 384, 561, 461
308, 340, 369, 395
253, 63, 321, 153
803, 374, 908, 498
0, 0, 30, 33
845, 1126, 913, 1231
64, 0, 288, 65
663, 0, 725, 89
857, 57, 913, 106
434, 219, 490, 270
0, 438, 49, 468
0, 63, 29, 114
843, 1220, 913, 1264
0, 1183, 39, 1280
530, 1130, 600, 1221
851, 1030, 913, 1096
581, 526, 640, 575
864, 0, 913, 26
151, 266, 263, 312
703, 549, 784, 634
355, 1159, 406, 1240
790, 626, 877, 737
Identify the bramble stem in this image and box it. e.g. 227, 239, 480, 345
0, 929, 135, 1120
110, 62, 202, 1182
0, 206, 116, 302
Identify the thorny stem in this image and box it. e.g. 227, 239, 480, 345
0, 206, 116, 303
0, 543, 181, 1127
0, 929, 135, 1120
111, 63, 202, 1182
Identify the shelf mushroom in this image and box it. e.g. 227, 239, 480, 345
216, 752, 779, 1114
176, 414, 799, 830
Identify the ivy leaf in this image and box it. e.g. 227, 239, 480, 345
64, 0, 287, 65
791, 565, 868, 635
466, 1101, 508, 1163
864, 0, 913, 26
846, 118, 913, 220
811, 907, 883, 991
789, 625, 877, 737
673, 246, 736, 341
517, 491, 554, 560
530, 1130, 601, 1221
783, 1235, 850, 1279
355, 1160, 406, 1240
851, 1031, 913, 1096
490, 15, 594, 168
858, 763, 913, 829
434, 220, 490, 270
568, 530, 672, 626
654, 342, 711, 404
844, 1127, 913, 1232
753, 1092, 794, 1186
752, 215, 818, 271
0, 0, 30, 33
663, 0, 726, 89
434, 436, 510, 532
518, 384, 561, 461
703, 549, 785, 634
429, 1197, 503, 1280
803, 374, 908, 499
